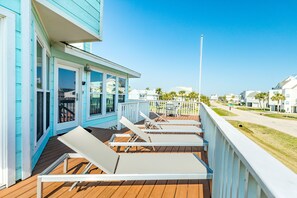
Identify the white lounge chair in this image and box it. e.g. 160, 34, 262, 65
109, 117, 208, 151
141, 111, 201, 126
37, 126, 213, 198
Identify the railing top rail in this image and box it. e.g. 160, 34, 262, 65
122, 100, 149, 105
148, 100, 198, 103
200, 103, 297, 197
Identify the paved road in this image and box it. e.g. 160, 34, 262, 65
212, 102, 297, 138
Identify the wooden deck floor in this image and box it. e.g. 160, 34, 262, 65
0, 115, 211, 198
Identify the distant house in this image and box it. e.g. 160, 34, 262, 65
129, 89, 158, 100
0, 0, 140, 187
171, 86, 193, 101
210, 94, 218, 101
225, 93, 241, 104
268, 75, 297, 113
240, 90, 267, 108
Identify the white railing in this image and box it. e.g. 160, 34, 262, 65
117, 101, 150, 130
199, 103, 297, 198
149, 100, 199, 116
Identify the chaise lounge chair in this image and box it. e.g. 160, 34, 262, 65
37, 126, 213, 198
141, 111, 201, 126
109, 117, 208, 151
139, 112, 203, 134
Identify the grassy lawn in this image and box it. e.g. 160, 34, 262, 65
263, 113, 297, 121
229, 120, 297, 173
236, 106, 269, 112
212, 108, 237, 116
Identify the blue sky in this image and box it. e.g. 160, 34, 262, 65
93, 0, 297, 96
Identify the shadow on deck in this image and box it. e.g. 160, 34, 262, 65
0, 114, 211, 197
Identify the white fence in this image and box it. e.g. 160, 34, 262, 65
149, 100, 199, 116
117, 101, 150, 130
199, 103, 297, 197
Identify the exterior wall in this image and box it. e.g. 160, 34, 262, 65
31, 6, 54, 169
269, 89, 297, 113
51, 48, 129, 131
44, 0, 102, 36
0, 0, 22, 181
1, 0, 138, 186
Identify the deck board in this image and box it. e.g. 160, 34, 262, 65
0, 115, 212, 198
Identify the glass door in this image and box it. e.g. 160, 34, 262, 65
57, 66, 79, 130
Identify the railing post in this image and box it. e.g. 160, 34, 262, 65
117, 103, 122, 130
136, 102, 140, 122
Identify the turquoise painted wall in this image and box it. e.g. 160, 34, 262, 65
84, 42, 92, 53
46, 0, 101, 36
30, 6, 55, 169
0, 0, 22, 180
51, 49, 132, 129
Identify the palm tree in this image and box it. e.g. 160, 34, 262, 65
169, 91, 177, 100
255, 92, 264, 109
262, 92, 268, 109
178, 90, 186, 101
156, 88, 162, 100
187, 91, 198, 101
271, 93, 286, 112
145, 87, 150, 90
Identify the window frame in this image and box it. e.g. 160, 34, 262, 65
34, 34, 51, 151
106, 73, 117, 114
118, 77, 127, 104
87, 69, 104, 119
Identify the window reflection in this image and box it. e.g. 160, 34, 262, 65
106, 74, 116, 112
90, 71, 103, 115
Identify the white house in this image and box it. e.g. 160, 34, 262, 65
240, 90, 267, 108
210, 94, 218, 101
225, 93, 241, 104
268, 75, 297, 113
129, 89, 158, 100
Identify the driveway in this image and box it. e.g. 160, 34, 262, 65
212, 102, 297, 138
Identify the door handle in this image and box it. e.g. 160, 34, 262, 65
76, 93, 79, 101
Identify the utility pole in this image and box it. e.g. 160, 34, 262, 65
198, 35, 204, 108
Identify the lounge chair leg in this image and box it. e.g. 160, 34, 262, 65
37, 177, 43, 198
64, 158, 68, 173
204, 145, 208, 151
152, 146, 156, 151
69, 162, 93, 191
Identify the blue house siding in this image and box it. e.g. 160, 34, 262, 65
1, 0, 138, 186
30, 6, 55, 169
0, 0, 23, 180
84, 42, 92, 53
45, 0, 101, 36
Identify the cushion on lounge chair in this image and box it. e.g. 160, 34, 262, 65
115, 153, 207, 174
120, 116, 151, 142
58, 126, 119, 174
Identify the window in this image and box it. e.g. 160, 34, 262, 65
36, 41, 44, 141
90, 71, 103, 116
106, 74, 116, 112
36, 39, 50, 143
46, 55, 50, 130
118, 78, 126, 103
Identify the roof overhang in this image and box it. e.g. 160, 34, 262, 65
33, 0, 101, 43
60, 43, 141, 78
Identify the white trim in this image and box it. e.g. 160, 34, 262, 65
33, 35, 51, 153
54, 59, 83, 134
0, 6, 16, 187
35, 0, 101, 41
64, 44, 141, 78
21, 0, 32, 181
